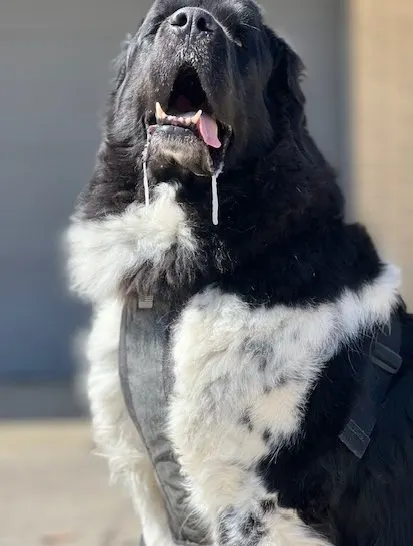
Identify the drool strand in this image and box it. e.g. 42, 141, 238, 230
211, 163, 224, 226
142, 134, 151, 208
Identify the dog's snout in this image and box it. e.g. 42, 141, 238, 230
169, 7, 217, 36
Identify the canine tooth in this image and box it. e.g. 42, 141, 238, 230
155, 102, 167, 120
192, 110, 202, 124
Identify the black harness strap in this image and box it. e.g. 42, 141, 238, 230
339, 315, 403, 459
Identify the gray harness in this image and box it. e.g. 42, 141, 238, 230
119, 297, 405, 546
118, 297, 210, 546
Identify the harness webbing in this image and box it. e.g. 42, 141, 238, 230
339, 315, 403, 459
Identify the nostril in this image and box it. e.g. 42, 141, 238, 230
197, 16, 208, 32
170, 11, 188, 27
170, 8, 216, 34
195, 13, 216, 32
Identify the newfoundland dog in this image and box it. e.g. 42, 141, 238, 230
67, 0, 413, 544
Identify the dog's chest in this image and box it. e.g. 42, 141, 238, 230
168, 287, 341, 460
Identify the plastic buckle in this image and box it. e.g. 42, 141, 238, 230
370, 340, 402, 375
138, 295, 154, 309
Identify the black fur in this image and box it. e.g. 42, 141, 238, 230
76, 0, 413, 543
258, 308, 413, 546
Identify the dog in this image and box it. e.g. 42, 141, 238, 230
66, 0, 413, 544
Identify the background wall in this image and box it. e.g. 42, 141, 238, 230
0, 0, 344, 381
349, 0, 413, 304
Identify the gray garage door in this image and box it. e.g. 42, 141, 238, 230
0, 0, 345, 380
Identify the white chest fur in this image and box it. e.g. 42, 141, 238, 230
168, 266, 400, 522
67, 181, 401, 545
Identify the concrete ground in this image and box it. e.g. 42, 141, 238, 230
0, 421, 141, 546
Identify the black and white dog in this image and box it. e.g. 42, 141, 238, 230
67, 0, 413, 544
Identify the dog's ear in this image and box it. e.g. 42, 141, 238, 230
112, 33, 133, 90
265, 29, 329, 165
265, 29, 306, 131
108, 21, 147, 142
112, 17, 145, 91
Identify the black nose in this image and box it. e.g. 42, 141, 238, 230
169, 7, 217, 36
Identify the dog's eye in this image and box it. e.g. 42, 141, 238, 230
146, 25, 160, 38
233, 20, 259, 50
234, 26, 249, 49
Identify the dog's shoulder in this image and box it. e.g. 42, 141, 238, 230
171, 261, 401, 439
256, 290, 413, 544
169, 261, 408, 543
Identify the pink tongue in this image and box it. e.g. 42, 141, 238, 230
198, 114, 221, 149
174, 96, 221, 149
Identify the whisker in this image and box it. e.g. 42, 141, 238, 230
239, 22, 261, 32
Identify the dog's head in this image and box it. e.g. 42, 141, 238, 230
76, 0, 340, 301
106, 0, 308, 182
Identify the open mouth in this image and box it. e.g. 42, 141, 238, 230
146, 66, 231, 162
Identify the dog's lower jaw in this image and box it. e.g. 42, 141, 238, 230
146, 130, 215, 178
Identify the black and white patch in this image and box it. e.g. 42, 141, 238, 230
66, 0, 413, 545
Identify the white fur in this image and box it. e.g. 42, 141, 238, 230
220, 504, 334, 546
67, 182, 401, 545
168, 264, 400, 544
66, 184, 199, 546
66, 183, 198, 303
87, 299, 176, 546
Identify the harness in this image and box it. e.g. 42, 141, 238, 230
119, 296, 210, 546
339, 314, 403, 459
118, 297, 404, 544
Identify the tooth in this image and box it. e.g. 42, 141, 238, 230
192, 110, 202, 124
155, 102, 167, 120
178, 117, 185, 124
